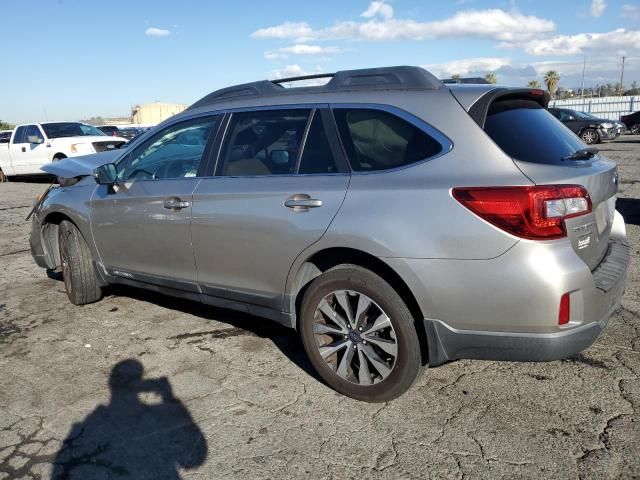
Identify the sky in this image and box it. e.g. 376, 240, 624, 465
1, 0, 639, 123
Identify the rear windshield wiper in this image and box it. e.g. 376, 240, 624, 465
561, 147, 599, 161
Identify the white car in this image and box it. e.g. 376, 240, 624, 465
0, 122, 127, 180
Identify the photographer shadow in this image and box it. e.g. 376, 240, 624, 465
51, 359, 207, 480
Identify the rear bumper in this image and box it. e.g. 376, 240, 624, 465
385, 211, 629, 366
424, 305, 614, 365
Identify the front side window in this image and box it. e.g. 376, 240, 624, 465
120, 116, 218, 181
333, 108, 444, 171
218, 110, 310, 176
25, 125, 44, 143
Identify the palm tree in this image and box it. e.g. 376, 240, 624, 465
485, 72, 497, 84
527, 80, 541, 89
544, 71, 560, 97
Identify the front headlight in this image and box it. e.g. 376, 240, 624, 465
70, 143, 94, 154
601, 122, 614, 129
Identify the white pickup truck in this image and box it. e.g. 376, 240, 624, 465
0, 122, 127, 180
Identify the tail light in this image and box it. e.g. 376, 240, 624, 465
452, 185, 592, 240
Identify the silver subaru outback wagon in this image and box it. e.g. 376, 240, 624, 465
30, 66, 629, 402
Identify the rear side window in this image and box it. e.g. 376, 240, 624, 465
218, 110, 310, 176
13, 126, 27, 144
484, 99, 586, 164
298, 111, 338, 174
333, 108, 443, 171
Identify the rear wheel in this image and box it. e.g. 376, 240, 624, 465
58, 220, 102, 305
580, 128, 599, 145
299, 265, 422, 402
630, 124, 640, 135
0, 170, 7, 182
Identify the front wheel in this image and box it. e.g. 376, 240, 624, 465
630, 124, 640, 135
299, 265, 422, 402
58, 220, 103, 305
581, 128, 599, 145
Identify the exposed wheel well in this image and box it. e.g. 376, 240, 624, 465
53, 153, 67, 160
41, 212, 73, 269
293, 247, 429, 364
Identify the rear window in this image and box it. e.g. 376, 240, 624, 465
484, 99, 586, 164
334, 108, 443, 171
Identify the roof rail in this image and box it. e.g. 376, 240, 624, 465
188, 66, 442, 110
442, 77, 490, 85
271, 73, 334, 84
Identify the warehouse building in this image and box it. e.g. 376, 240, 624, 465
131, 102, 187, 125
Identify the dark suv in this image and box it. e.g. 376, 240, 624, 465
97, 125, 121, 136
548, 108, 618, 144
620, 111, 640, 134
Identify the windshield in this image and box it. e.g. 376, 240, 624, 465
485, 99, 588, 164
41, 122, 107, 139
571, 110, 596, 120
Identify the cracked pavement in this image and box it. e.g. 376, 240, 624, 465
1, 138, 639, 479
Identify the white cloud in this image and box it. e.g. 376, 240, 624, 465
145, 27, 171, 37
517, 28, 640, 56
423, 57, 511, 77
252, 22, 313, 40
622, 4, 640, 19
590, 0, 607, 17
251, 8, 555, 43
264, 44, 343, 60
361, 1, 394, 20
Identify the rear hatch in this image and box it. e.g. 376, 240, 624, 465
469, 89, 618, 270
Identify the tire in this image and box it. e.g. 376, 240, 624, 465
53, 154, 67, 162
0, 170, 7, 182
630, 124, 640, 135
58, 220, 102, 305
580, 128, 599, 145
299, 265, 422, 402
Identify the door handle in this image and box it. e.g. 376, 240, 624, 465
284, 194, 322, 212
21, 147, 26, 153
163, 197, 190, 211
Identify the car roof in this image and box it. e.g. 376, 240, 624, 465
188, 66, 443, 111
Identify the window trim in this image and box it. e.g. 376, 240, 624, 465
115, 113, 222, 182
329, 103, 453, 174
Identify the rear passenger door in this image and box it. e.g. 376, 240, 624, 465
191, 107, 349, 314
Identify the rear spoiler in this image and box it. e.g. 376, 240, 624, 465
467, 88, 550, 129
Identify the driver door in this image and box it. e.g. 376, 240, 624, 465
90, 114, 220, 289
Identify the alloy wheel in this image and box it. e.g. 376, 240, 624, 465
312, 290, 398, 385
581, 129, 596, 144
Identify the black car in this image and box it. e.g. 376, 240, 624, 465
620, 111, 640, 134
117, 127, 145, 140
0, 131, 12, 144
548, 108, 618, 145
97, 125, 121, 136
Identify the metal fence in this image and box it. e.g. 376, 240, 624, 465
549, 96, 640, 121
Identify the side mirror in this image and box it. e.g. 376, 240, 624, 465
94, 163, 118, 185
269, 149, 290, 165
28, 135, 44, 144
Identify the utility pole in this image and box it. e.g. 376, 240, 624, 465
580, 57, 586, 104
620, 56, 626, 96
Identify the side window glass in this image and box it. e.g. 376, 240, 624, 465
13, 126, 27, 144
298, 111, 338, 174
25, 125, 44, 143
333, 108, 443, 171
218, 110, 310, 176
120, 116, 218, 181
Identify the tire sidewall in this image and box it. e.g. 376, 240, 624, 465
581, 128, 599, 144
300, 266, 421, 402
